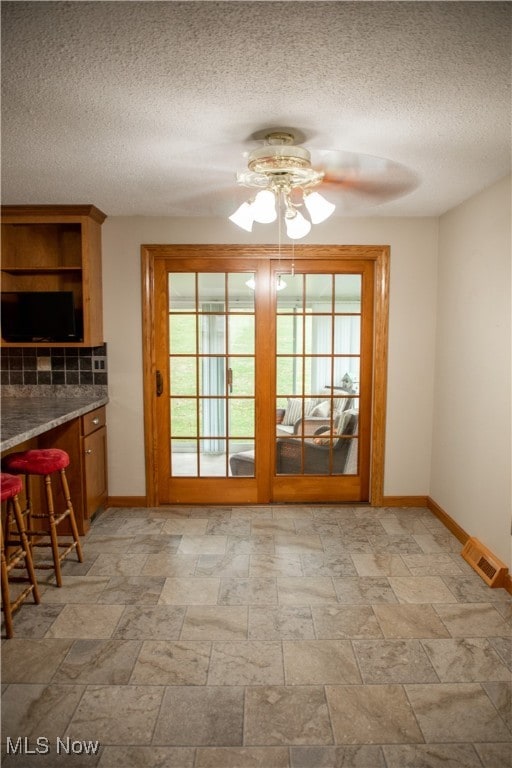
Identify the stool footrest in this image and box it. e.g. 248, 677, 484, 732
25, 539, 80, 562
5, 548, 31, 571
9, 584, 37, 613
27, 510, 72, 526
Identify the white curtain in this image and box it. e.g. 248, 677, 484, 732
201, 303, 225, 453
311, 302, 360, 393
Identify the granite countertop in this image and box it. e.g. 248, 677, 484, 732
1, 387, 109, 451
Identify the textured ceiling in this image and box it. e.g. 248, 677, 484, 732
1, 1, 511, 218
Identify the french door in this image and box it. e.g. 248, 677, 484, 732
143, 245, 389, 505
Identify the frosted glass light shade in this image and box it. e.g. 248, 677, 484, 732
304, 191, 335, 223
285, 209, 311, 239
229, 202, 254, 232
245, 275, 286, 291
252, 189, 277, 223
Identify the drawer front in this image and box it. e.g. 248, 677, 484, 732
82, 406, 106, 436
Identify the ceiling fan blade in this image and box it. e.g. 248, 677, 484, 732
312, 149, 419, 206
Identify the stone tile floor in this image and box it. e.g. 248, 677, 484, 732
1, 504, 511, 767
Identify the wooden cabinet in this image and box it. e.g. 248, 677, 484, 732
21, 405, 108, 535
81, 406, 108, 520
1, 204, 106, 347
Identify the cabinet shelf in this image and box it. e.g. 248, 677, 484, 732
2, 267, 83, 274
1, 205, 106, 348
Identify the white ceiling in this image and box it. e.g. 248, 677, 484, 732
2, 1, 510, 219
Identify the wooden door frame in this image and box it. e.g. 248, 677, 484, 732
141, 244, 390, 507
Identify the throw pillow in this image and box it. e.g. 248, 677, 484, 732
310, 400, 330, 418
282, 397, 318, 426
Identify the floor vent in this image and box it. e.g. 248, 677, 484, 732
461, 537, 508, 588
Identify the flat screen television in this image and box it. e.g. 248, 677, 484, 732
1, 291, 82, 343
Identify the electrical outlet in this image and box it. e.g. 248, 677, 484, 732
36, 357, 51, 372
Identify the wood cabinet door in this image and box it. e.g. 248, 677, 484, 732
83, 426, 108, 518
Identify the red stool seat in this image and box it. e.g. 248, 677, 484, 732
3, 449, 70, 475
0, 473, 23, 501
1, 448, 83, 588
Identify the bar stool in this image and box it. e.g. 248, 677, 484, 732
2, 449, 83, 587
1, 473, 40, 638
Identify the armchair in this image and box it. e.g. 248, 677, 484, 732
276, 409, 358, 475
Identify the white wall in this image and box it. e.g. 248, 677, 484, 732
102, 215, 439, 499
431, 175, 511, 567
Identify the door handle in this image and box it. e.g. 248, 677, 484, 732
156, 370, 164, 397
227, 367, 233, 393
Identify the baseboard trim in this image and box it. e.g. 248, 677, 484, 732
426, 496, 469, 544
107, 496, 148, 508
382, 495, 428, 507
426, 496, 511, 596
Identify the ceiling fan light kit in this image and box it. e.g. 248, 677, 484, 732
229, 131, 335, 240
303, 190, 336, 224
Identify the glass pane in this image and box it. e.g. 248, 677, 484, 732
305, 315, 332, 355
199, 357, 226, 396
333, 438, 358, 475
306, 274, 332, 307
334, 316, 361, 355
276, 397, 288, 412
199, 314, 226, 354
276, 357, 303, 396
276, 436, 303, 475
341, 438, 358, 475
229, 399, 254, 438
228, 273, 255, 312
169, 273, 195, 311
228, 357, 254, 396
171, 439, 198, 476
198, 273, 225, 308
335, 274, 361, 312
276, 274, 303, 312
277, 314, 303, 354
170, 399, 197, 437
169, 315, 196, 354
199, 449, 227, 476
304, 356, 332, 396
332, 392, 353, 416
199, 398, 226, 438
200, 438, 226, 459
229, 440, 255, 477
228, 315, 254, 354
170, 357, 196, 395
332, 358, 360, 392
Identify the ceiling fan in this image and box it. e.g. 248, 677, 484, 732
229, 129, 418, 239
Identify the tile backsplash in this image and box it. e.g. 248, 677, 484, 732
1, 344, 108, 386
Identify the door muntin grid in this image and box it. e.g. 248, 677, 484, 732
168, 272, 255, 477
275, 273, 361, 476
